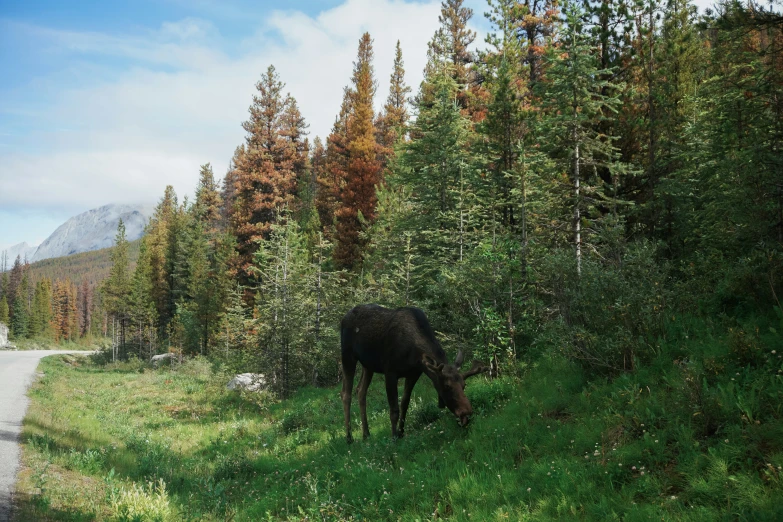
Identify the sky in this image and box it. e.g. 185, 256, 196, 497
0, 0, 717, 253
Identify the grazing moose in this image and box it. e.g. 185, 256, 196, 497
340, 304, 488, 442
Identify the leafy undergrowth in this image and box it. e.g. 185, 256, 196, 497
14, 317, 783, 521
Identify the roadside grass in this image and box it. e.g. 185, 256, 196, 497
13, 316, 783, 521
9, 337, 109, 351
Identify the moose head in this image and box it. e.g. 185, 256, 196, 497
423, 350, 488, 427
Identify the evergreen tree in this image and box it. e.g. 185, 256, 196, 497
193, 163, 223, 230
0, 296, 8, 325
317, 88, 352, 241
146, 186, 179, 334
30, 279, 53, 339
397, 71, 481, 299
231, 65, 308, 278
7, 255, 23, 323
103, 219, 132, 358
334, 33, 383, 269
376, 40, 412, 150
78, 280, 92, 338
536, 0, 626, 274
425, 0, 477, 111
11, 294, 28, 339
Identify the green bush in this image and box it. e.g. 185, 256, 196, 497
107, 477, 173, 522
535, 243, 669, 374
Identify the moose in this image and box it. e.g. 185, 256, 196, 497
340, 304, 488, 442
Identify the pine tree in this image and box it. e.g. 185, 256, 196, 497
426, 0, 477, 110
103, 219, 132, 358
376, 40, 412, 150
129, 240, 156, 358
317, 88, 352, 241
30, 279, 53, 339
193, 163, 223, 231
398, 71, 481, 294
334, 33, 382, 269
536, 0, 627, 274
0, 296, 8, 325
11, 294, 28, 339
78, 280, 92, 338
7, 255, 23, 323
231, 65, 308, 278
146, 186, 179, 334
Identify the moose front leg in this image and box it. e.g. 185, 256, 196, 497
357, 367, 374, 440
398, 374, 420, 438
385, 373, 400, 439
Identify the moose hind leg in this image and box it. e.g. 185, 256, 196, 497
398, 374, 420, 438
357, 367, 374, 439
385, 373, 400, 439
341, 355, 357, 444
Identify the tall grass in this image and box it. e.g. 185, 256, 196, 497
13, 317, 783, 520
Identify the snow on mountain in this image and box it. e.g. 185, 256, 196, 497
30, 204, 154, 262
1, 242, 39, 265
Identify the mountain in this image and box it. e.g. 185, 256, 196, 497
30, 204, 154, 262
2, 242, 38, 265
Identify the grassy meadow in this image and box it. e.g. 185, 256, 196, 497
13, 314, 783, 521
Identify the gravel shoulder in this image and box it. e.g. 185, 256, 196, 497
0, 350, 92, 522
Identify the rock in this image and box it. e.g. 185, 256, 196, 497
150, 353, 173, 367
227, 373, 267, 392
32, 203, 154, 262
0, 323, 8, 348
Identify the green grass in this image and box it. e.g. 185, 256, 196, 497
8, 337, 109, 351
13, 316, 783, 521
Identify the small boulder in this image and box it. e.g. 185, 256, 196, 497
227, 373, 267, 392
150, 353, 173, 367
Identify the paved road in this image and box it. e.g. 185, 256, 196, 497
0, 350, 92, 522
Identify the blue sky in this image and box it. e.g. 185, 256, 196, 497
0, 0, 715, 253
0, 0, 470, 252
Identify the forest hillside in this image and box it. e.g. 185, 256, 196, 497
7, 0, 783, 518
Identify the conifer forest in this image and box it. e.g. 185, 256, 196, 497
4, 0, 783, 518
3, 0, 780, 385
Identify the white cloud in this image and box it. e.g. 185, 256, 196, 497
0, 0, 464, 219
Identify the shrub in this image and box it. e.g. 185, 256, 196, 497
534, 242, 669, 374
108, 477, 173, 522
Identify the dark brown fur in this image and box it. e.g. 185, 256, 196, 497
340, 304, 487, 442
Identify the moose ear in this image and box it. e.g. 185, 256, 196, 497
454, 350, 465, 369
461, 360, 489, 380
422, 354, 444, 374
